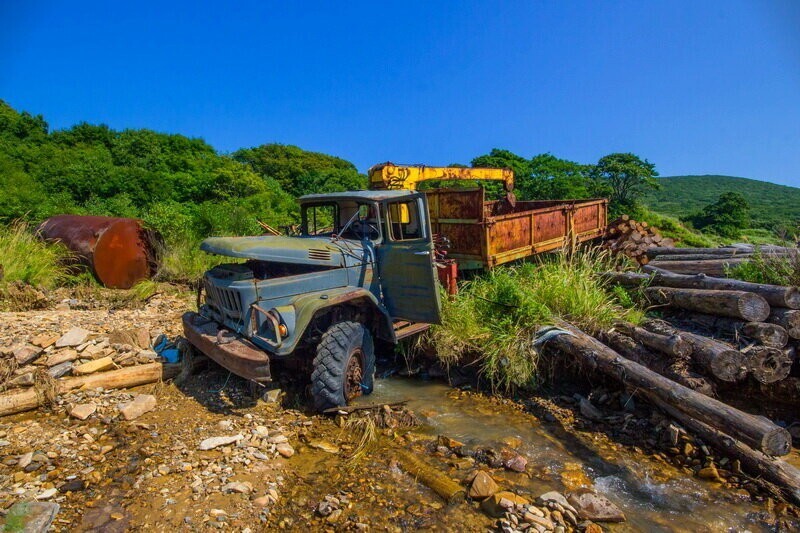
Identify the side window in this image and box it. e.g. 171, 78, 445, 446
304, 203, 338, 235
387, 199, 424, 241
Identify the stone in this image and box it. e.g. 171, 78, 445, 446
578, 397, 604, 422
501, 448, 528, 472
31, 334, 59, 349
221, 481, 252, 494
468, 470, 499, 500
59, 479, 86, 492
18, 451, 33, 468
308, 440, 340, 454
567, 488, 625, 523
70, 403, 97, 420
118, 394, 157, 420
199, 434, 244, 450
55, 327, 92, 348
46, 349, 78, 367
580, 522, 604, 533
252, 495, 271, 507
480, 491, 530, 518
525, 513, 555, 531
73, 356, 114, 375
537, 491, 578, 514
48, 361, 73, 378
697, 464, 723, 482
268, 434, 288, 444
263, 388, 282, 403
4, 502, 59, 532
14, 344, 42, 365
276, 443, 295, 458
36, 488, 58, 500
9, 372, 34, 387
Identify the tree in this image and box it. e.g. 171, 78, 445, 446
592, 153, 659, 209
528, 153, 598, 200
687, 192, 750, 238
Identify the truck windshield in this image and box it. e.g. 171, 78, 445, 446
302, 201, 381, 241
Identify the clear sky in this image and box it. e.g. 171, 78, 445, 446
2, 1, 799, 186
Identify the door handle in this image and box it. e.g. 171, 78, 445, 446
414, 251, 430, 256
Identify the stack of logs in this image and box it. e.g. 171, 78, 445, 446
603, 215, 674, 265
644, 244, 798, 277
602, 268, 800, 393
538, 267, 800, 505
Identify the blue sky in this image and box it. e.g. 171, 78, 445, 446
2, 1, 799, 186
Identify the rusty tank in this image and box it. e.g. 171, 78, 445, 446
37, 215, 161, 289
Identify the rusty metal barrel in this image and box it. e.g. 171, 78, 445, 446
36, 215, 161, 289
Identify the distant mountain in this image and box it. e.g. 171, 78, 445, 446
642, 175, 800, 230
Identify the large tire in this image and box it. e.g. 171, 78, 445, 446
311, 321, 375, 412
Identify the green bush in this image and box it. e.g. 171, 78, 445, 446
727, 248, 800, 286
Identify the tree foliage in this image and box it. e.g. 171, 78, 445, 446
686, 192, 750, 238
592, 152, 659, 209
233, 143, 365, 197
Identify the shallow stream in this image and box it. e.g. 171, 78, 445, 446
364, 377, 772, 532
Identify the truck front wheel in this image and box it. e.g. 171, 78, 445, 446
311, 321, 375, 412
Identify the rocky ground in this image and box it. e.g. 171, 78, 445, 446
0, 286, 798, 532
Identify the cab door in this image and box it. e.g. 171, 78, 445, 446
376, 195, 442, 324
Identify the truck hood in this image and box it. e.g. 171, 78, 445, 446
200, 235, 363, 267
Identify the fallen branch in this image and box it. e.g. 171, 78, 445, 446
394, 448, 466, 504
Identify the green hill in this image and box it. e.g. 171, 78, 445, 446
642, 175, 800, 231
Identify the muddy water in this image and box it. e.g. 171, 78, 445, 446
365, 378, 771, 532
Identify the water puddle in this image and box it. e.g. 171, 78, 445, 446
364, 377, 771, 532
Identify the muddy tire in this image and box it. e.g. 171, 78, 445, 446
311, 321, 375, 412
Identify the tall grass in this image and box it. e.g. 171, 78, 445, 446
0, 222, 73, 289
155, 238, 223, 284
727, 247, 800, 286
429, 248, 642, 391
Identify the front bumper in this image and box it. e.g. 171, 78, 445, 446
182, 312, 271, 383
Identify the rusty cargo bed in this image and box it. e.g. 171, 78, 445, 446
426, 188, 608, 269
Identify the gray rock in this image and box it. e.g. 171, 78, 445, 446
56, 327, 92, 348
48, 361, 73, 378
578, 397, 604, 422
221, 481, 252, 494
4, 501, 59, 532
199, 434, 244, 450
14, 344, 42, 365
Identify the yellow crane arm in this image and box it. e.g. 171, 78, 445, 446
368, 163, 514, 192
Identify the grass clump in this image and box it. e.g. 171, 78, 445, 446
429, 248, 642, 391
155, 238, 223, 284
727, 247, 800, 286
0, 222, 73, 289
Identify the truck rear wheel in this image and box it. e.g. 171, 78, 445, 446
311, 321, 375, 412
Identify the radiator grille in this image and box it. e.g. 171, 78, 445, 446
204, 279, 243, 320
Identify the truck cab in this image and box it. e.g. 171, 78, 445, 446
183, 189, 441, 410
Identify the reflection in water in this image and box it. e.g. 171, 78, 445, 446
364, 377, 768, 532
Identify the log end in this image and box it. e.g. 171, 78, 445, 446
739, 293, 771, 322
709, 350, 748, 383
762, 427, 793, 457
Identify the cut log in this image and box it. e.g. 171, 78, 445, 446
767, 308, 800, 339
394, 449, 466, 503
603, 332, 714, 396
614, 323, 692, 358
639, 268, 800, 309
645, 287, 770, 322
741, 345, 792, 384
539, 323, 791, 456
683, 313, 789, 348
601, 271, 651, 288
645, 247, 754, 259
648, 259, 748, 277
648, 396, 800, 506
0, 363, 180, 418
641, 320, 747, 383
